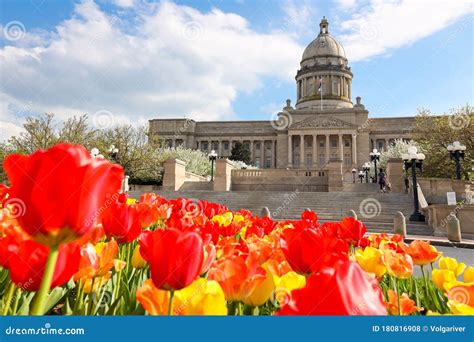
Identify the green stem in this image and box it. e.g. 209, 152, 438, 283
395, 278, 401, 316
11, 288, 21, 315
2, 282, 15, 315
168, 290, 175, 316
30, 245, 59, 315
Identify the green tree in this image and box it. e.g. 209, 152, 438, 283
412, 105, 473, 180
229, 141, 252, 165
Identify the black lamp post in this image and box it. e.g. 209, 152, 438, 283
402, 147, 426, 222
209, 150, 218, 182
370, 148, 381, 181
362, 163, 371, 183
351, 168, 357, 183
358, 171, 364, 183
447, 141, 466, 180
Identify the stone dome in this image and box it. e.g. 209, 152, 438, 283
295, 17, 353, 110
301, 17, 347, 67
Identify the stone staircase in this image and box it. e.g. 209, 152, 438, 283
129, 189, 432, 235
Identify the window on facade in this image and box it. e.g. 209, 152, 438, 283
223, 142, 229, 150
265, 157, 272, 168
293, 155, 300, 166
344, 153, 351, 165
319, 154, 325, 165
305, 138, 312, 148
344, 139, 351, 147
212, 142, 219, 150
255, 158, 260, 168
202, 142, 208, 150
256, 142, 261, 150
332, 82, 339, 95
331, 139, 337, 148
378, 141, 384, 151
306, 154, 312, 166
319, 140, 325, 147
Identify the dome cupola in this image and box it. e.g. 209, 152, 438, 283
295, 17, 353, 110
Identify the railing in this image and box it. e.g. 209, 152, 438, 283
232, 169, 328, 178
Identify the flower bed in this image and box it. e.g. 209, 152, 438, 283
0, 144, 472, 316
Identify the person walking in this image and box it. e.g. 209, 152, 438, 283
378, 168, 387, 193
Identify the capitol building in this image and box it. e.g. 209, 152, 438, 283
149, 17, 415, 181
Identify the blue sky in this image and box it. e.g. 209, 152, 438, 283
0, 0, 473, 140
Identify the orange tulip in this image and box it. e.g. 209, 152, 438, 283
383, 250, 414, 279
399, 240, 441, 266
74, 239, 126, 293
386, 289, 421, 315
208, 254, 266, 301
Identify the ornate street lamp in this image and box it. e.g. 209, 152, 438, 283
358, 171, 365, 183
447, 141, 466, 180
362, 162, 371, 183
351, 168, 357, 183
370, 148, 381, 181
402, 146, 426, 222
209, 150, 218, 182
108, 145, 119, 163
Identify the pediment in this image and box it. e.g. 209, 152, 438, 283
290, 115, 357, 129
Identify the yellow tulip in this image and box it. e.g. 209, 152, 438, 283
432, 269, 456, 291
174, 278, 228, 315
136, 278, 228, 315
126, 198, 137, 205
438, 257, 466, 276
274, 271, 306, 291
448, 300, 474, 315
355, 247, 386, 278
131, 245, 147, 269
464, 266, 474, 283
243, 264, 275, 307
211, 212, 234, 226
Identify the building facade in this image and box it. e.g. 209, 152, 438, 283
149, 17, 415, 180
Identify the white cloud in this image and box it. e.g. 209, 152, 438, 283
0, 0, 303, 140
280, 0, 317, 38
338, 0, 473, 61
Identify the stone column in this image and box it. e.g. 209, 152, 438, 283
214, 159, 234, 192
250, 140, 254, 161
325, 134, 330, 164
328, 158, 344, 192
386, 158, 405, 193
338, 134, 343, 160
261, 140, 265, 168
196, 140, 200, 150
300, 134, 305, 167
172, 139, 176, 148
352, 133, 357, 165
207, 140, 211, 152
287, 135, 292, 167
162, 158, 186, 191
218, 139, 222, 156
312, 134, 317, 167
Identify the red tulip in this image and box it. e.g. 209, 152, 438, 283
102, 195, 141, 243
8, 240, 80, 292
278, 260, 387, 315
338, 217, 367, 244
139, 228, 203, 291
280, 224, 348, 275
3, 143, 123, 246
